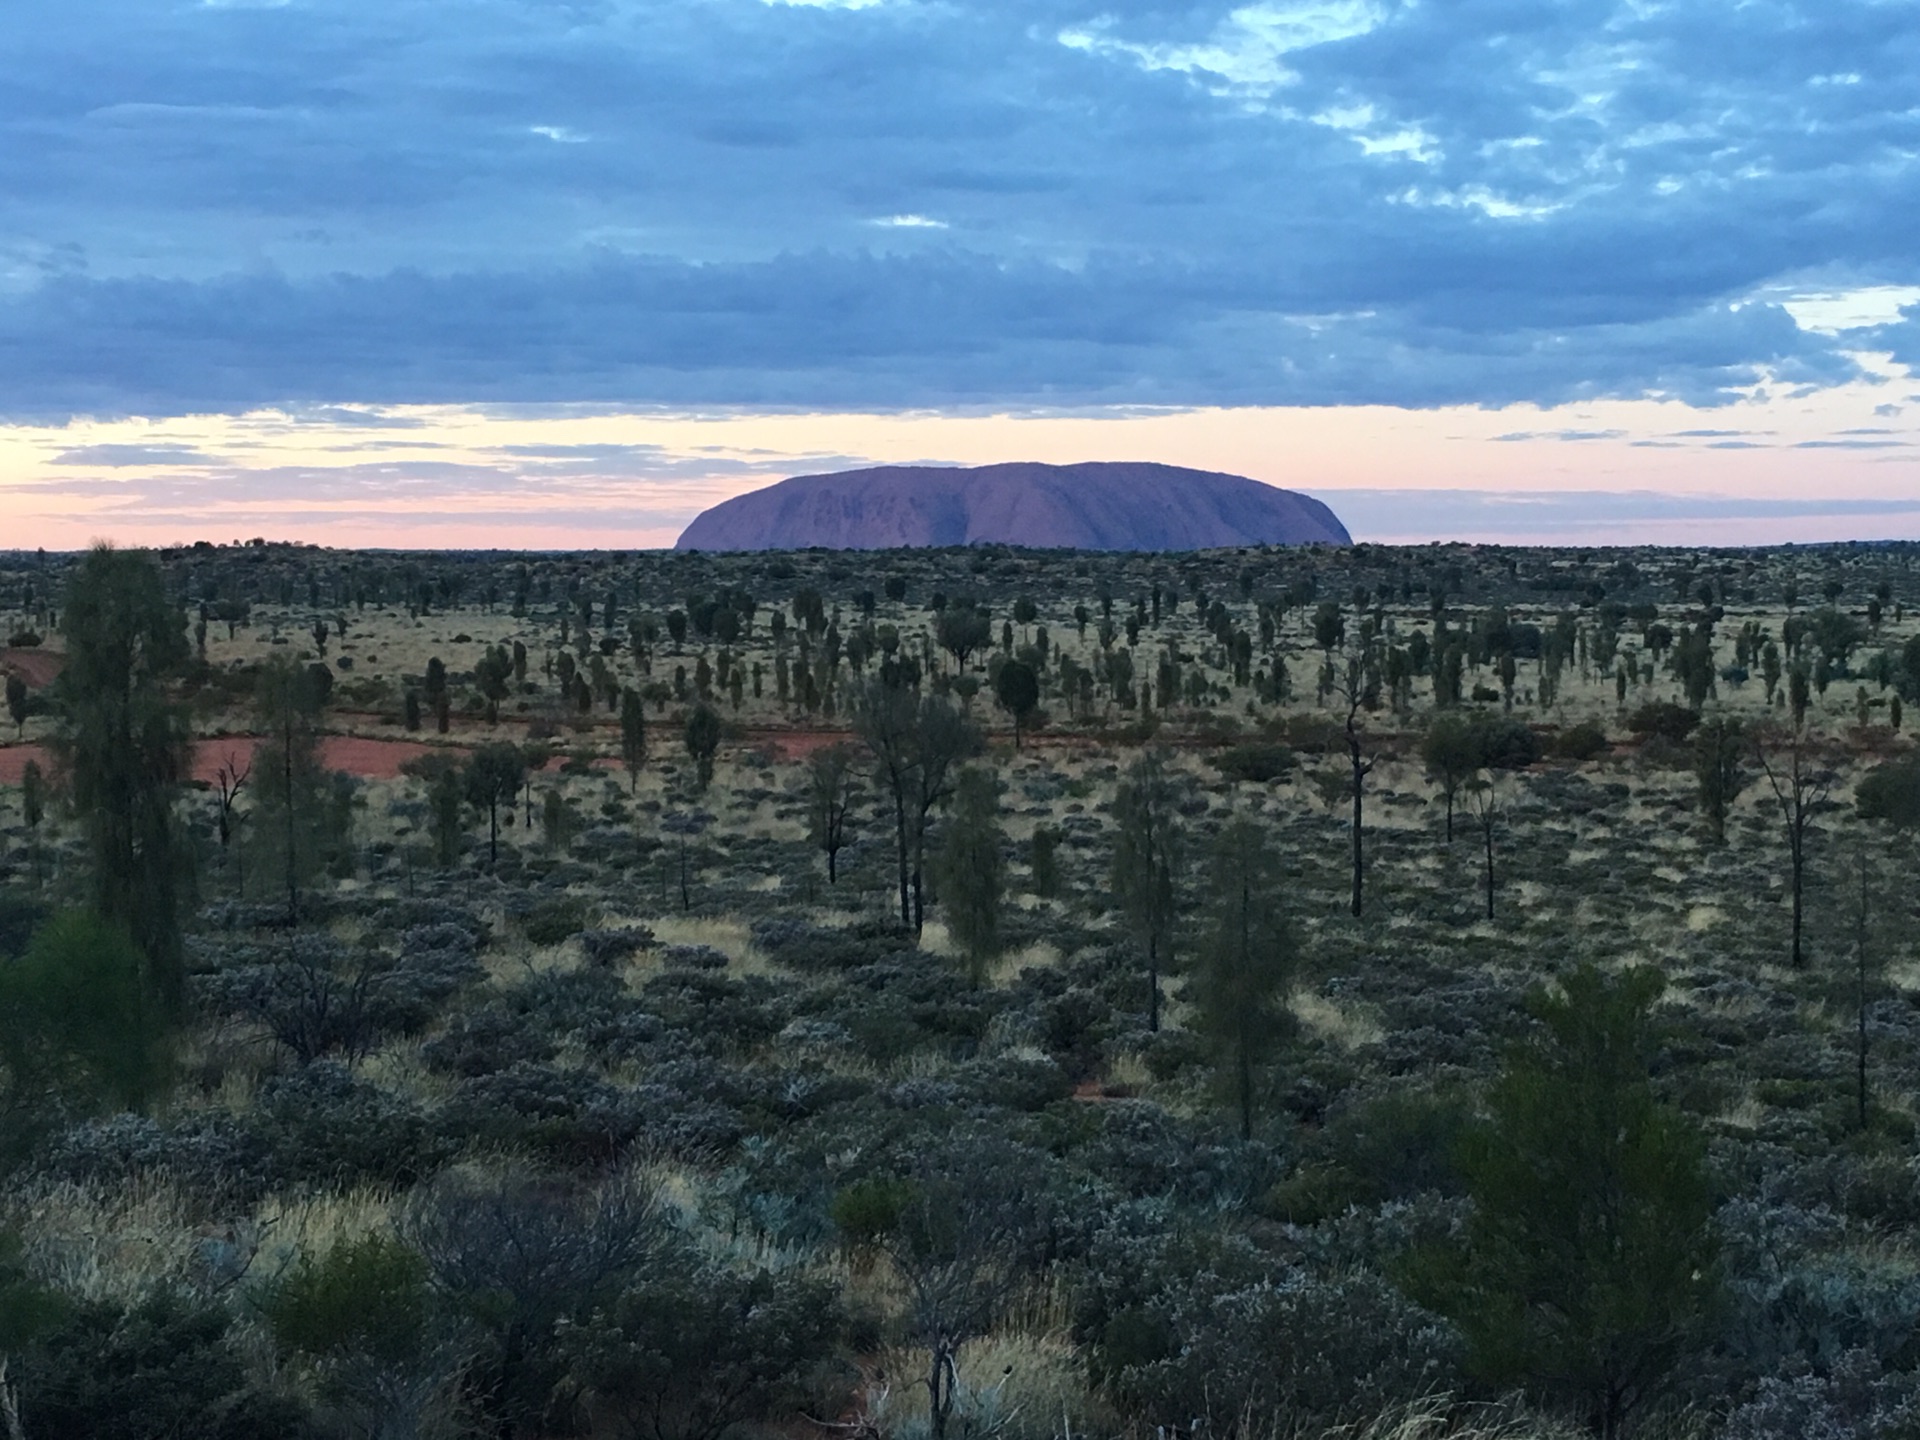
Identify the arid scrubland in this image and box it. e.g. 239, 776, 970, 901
2, 539, 1920, 1440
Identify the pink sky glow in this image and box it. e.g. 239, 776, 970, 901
5, 363, 1919, 551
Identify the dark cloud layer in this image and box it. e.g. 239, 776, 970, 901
3, 0, 1916, 418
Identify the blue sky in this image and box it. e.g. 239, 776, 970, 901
5, 0, 1920, 545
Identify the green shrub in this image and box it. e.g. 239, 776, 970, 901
522, 898, 589, 946
1552, 721, 1610, 761
830, 1176, 914, 1245
0, 1226, 69, 1350
1211, 741, 1297, 783
263, 1231, 430, 1363
1629, 699, 1700, 742
0, 911, 172, 1156
11, 1288, 309, 1440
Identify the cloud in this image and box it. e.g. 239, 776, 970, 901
1328, 488, 1920, 543
50, 442, 222, 466
0, 0, 1915, 418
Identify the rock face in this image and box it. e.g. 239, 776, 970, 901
675, 462, 1350, 552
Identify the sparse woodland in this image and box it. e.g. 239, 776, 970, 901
4, 537, 1920, 1440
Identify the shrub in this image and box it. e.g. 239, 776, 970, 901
580, 925, 656, 966
403, 1167, 666, 1435
522, 899, 590, 946
1630, 700, 1701, 742
263, 1231, 430, 1364
1212, 741, 1297, 784
251, 1062, 449, 1188
10, 1288, 309, 1440
1552, 720, 1610, 761
831, 1176, 914, 1245
565, 1261, 844, 1440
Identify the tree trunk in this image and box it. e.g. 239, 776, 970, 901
1147, 931, 1160, 1033
283, 713, 298, 923
894, 792, 911, 929
1350, 755, 1364, 918
1790, 832, 1804, 968
1484, 821, 1495, 920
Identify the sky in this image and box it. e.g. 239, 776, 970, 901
5, 0, 1920, 549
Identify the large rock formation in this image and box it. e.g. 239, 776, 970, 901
675, 461, 1349, 552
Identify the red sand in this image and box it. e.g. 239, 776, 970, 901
0, 649, 62, 688
0, 736, 470, 786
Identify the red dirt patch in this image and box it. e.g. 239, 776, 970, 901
0, 649, 63, 689
0, 736, 472, 786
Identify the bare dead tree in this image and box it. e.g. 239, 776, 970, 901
1754, 725, 1836, 969
213, 750, 251, 894
1328, 648, 1382, 918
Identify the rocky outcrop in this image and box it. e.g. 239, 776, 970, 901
675, 462, 1349, 552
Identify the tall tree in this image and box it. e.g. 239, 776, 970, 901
463, 743, 527, 867
1110, 749, 1182, 1031
683, 702, 722, 792
1755, 726, 1835, 969
936, 767, 1003, 982
935, 605, 991, 675
248, 656, 344, 923
20, 759, 47, 887
854, 679, 980, 933
992, 658, 1040, 750
1692, 715, 1746, 844
1331, 649, 1380, 917
52, 544, 191, 1013
475, 644, 513, 724
1191, 816, 1296, 1140
1406, 964, 1719, 1440
804, 743, 859, 884
619, 687, 647, 793
1464, 775, 1500, 920
1421, 713, 1479, 843
4, 672, 26, 736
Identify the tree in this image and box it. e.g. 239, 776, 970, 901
463, 742, 526, 867
993, 658, 1040, 749
935, 605, 991, 674
0, 912, 171, 1157
4, 671, 26, 736
1464, 776, 1500, 920
804, 744, 859, 884
248, 656, 346, 923
211, 750, 249, 894
1331, 650, 1380, 917
935, 767, 1003, 981
1692, 715, 1746, 844
848, 1139, 1055, 1440
540, 788, 574, 853
1405, 964, 1719, 1439
1191, 817, 1295, 1140
683, 702, 721, 791
475, 644, 513, 724
1111, 749, 1182, 1031
1857, 753, 1920, 830
51, 544, 191, 1014
428, 764, 464, 867
1755, 726, 1835, 969
1028, 824, 1060, 899
20, 759, 47, 887
619, 687, 647, 792
1421, 714, 1479, 843
854, 679, 981, 933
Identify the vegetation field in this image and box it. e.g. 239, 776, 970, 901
3, 537, 1920, 1440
